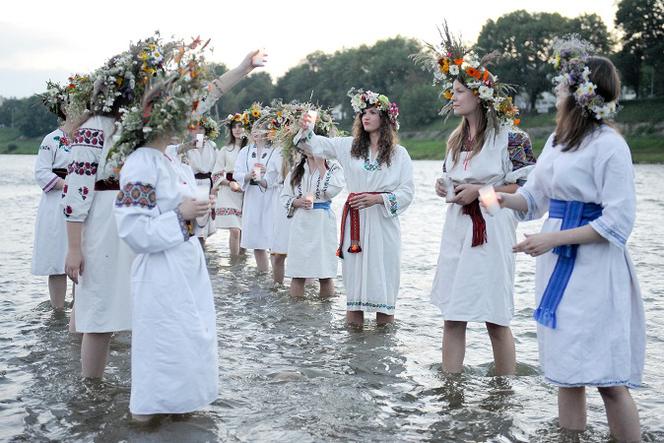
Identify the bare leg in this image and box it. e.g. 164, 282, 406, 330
598, 386, 641, 442
254, 249, 269, 272
48, 274, 67, 310
319, 278, 335, 298
68, 284, 80, 334
442, 320, 467, 373
290, 278, 305, 298
229, 228, 241, 257
271, 254, 286, 284
376, 312, 394, 325
346, 310, 364, 326
81, 332, 113, 378
558, 387, 587, 431
486, 322, 516, 376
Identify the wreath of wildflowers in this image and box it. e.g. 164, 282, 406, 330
62, 74, 94, 121
414, 21, 520, 127
550, 36, 618, 120
40, 81, 69, 119
348, 88, 400, 130
107, 36, 213, 174
242, 102, 264, 132
190, 115, 220, 139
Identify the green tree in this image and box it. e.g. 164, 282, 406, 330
615, 0, 664, 97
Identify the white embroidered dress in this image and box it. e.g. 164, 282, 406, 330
32, 128, 71, 275
234, 144, 280, 250
281, 161, 345, 278
306, 135, 414, 314
212, 144, 243, 229
430, 128, 535, 326
184, 139, 217, 238
269, 149, 291, 255
114, 147, 218, 414
516, 126, 645, 387
61, 116, 133, 332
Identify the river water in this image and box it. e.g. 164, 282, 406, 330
0, 155, 662, 442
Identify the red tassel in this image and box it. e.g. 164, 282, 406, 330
348, 244, 362, 254
336, 248, 343, 258
462, 199, 487, 247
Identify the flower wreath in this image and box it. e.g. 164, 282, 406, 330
414, 21, 520, 127
347, 88, 400, 130
190, 115, 220, 139
550, 36, 618, 120
40, 81, 69, 119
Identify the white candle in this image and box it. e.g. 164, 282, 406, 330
478, 185, 501, 216
306, 110, 318, 130
253, 165, 262, 181
252, 48, 268, 67
195, 133, 204, 148
304, 193, 314, 209
443, 175, 456, 203
195, 185, 210, 202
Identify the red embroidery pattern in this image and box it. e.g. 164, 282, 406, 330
78, 186, 89, 200
64, 205, 73, 217
215, 208, 242, 216
115, 182, 157, 209
73, 128, 104, 149
61, 184, 69, 199
67, 161, 98, 176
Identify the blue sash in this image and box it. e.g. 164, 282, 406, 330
533, 199, 603, 328
313, 201, 331, 210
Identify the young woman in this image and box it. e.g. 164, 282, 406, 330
32, 83, 72, 310
113, 43, 264, 420
424, 37, 536, 376
281, 153, 344, 297
497, 41, 644, 441
269, 140, 290, 285
212, 114, 247, 257
300, 89, 413, 326
233, 120, 282, 273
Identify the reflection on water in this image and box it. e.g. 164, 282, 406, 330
0, 156, 663, 442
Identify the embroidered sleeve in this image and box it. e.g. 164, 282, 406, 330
505, 129, 536, 186
114, 182, 157, 209
280, 173, 297, 217
34, 132, 59, 192
380, 148, 414, 218
61, 127, 103, 222
320, 162, 345, 200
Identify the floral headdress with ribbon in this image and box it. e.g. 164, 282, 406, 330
107, 35, 213, 174
242, 102, 264, 132
550, 36, 618, 120
347, 88, 400, 130
189, 115, 220, 139
414, 21, 520, 127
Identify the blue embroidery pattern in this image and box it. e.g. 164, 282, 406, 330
386, 192, 398, 216
363, 158, 381, 171
174, 207, 191, 240
347, 301, 395, 310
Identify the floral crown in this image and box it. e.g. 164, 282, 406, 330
242, 102, 264, 131
347, 88, 400, 130
62, 74, 93, 121
225, 112, 248, 126
550, 36, 618, 120
189, 115, 220, 139
40, 81, 69, 119
107, 36, 213, 174
415, 21, 520, 127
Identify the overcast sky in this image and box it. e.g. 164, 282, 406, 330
1, 0, 618, 98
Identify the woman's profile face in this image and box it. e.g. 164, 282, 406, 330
452, 80, 480, 116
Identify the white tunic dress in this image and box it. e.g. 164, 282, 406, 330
114, 147, 218, 414
184, 140, 217, 238
234, 144, 280, 250
516, 126, 645, 387
281, 161, 345, 278
307, 135, 414, 314
61, 116, 133, 333
430, 128, 536, 326
212, 144, 243, 229
269, 149, 291, 255
31, 128, 71, 275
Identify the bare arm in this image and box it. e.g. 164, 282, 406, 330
513, 224, 606, 257
65, 222, 84, 283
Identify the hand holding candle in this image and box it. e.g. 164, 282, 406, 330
194, 185, 211, 204
251, 48, 268, 67
304, 193, 314, 209
195, 133, 204, 148
252, 163, 264, 181
229, 181, 241, 192
478, 185, 501, 216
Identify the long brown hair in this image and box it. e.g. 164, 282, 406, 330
350, 109, 398, 167
554, 56, 621, 151
227, 121, 248, 148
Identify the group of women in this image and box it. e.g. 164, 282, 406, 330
29, 30, 645, 441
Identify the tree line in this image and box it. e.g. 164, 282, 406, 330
1, 1, 662, 138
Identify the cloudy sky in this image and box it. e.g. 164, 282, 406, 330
1, 0, 617, 98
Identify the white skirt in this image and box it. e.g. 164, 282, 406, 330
31, 189, 67, 275
430, 203, 517, 326
215, 183, 243, 229
75, 190, 133, 333
271, 185, 291, 255
286, 206, 338, 278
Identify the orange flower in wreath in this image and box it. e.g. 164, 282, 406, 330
453, 58, 464, 65
442, 89, 453, 100
438, 58, 449, 74
513, 118, 521, 126
465, 67, 482, 80
482, 69, 491, 82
